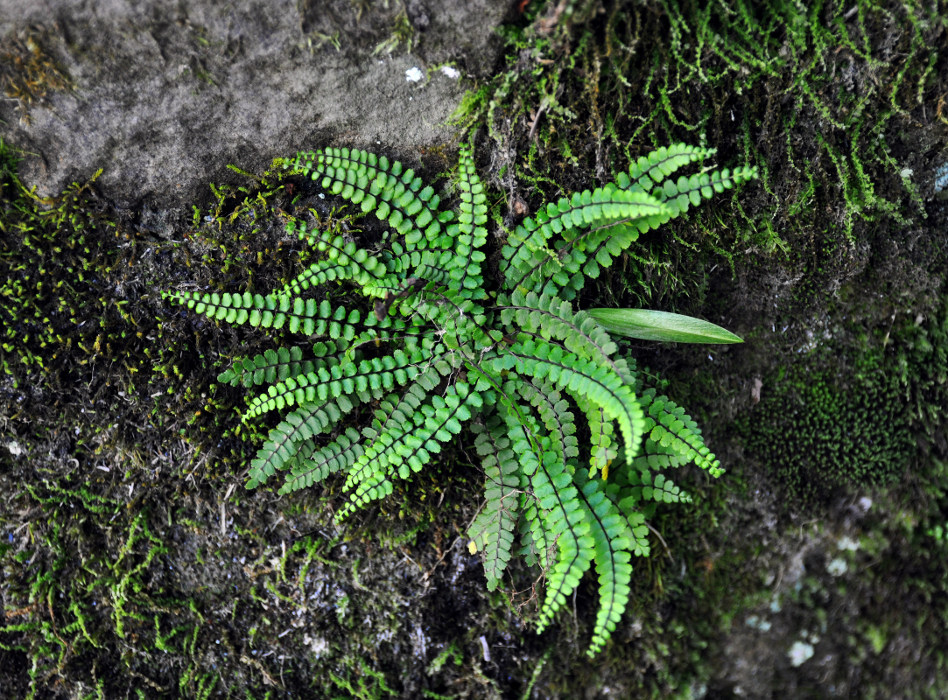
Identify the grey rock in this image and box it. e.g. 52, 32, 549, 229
0, 0, 508, 213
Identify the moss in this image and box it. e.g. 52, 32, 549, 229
739, 280, 948, 507
0, 140, 127, 381
741, 346, 913, 503
891, 295, 948, 433
458, 0, 945, 334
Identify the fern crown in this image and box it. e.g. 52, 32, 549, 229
164, 143, 756, 655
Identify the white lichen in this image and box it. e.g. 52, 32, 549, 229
826, 557, 848, 576
788, 640, 815, 667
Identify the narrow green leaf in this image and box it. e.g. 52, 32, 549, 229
587, 308, 743, 344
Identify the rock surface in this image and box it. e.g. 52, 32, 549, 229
0, 0, 507, 215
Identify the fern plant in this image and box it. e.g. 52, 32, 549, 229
164, 143, 755, 655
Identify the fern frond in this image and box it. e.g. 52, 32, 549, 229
218, 343, 343, 388
575, 395, 618, 479
495, 339, 646, 463
511, 148, 756, 299
497, 399, 593, 633
531, 447, 594, 633
645, 165, 760, 218
618, 468, 691, 505
515, 378, 579, 468
467, 416, 522, 590
518, 496, 554, 569
277, 427, 364, 494
277, 219, 386, 296
344, 377, 438, 491
532, 220, 653, 300
615, 143, 716, 193
288, 147, 454, 250
501, 188, 668, 294
638, 388, 722, 476
572, 469, 634, 657
442, 146, 489, 296
609, 492, 651, 558
242, 344, 442, 421
338, 382, 481, 518
411, 286, 494, 350
378, 240, 449, 279
163, 289, 362, 337
246, 398, 353, 488
499, 290, 633, 383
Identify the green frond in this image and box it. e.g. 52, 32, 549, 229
218, 343, 341, 388
341, 362, 458, 496
618, 468, 692, 505
374, 241, 457, 292
467, 417, 522, 590
242, 344, 441, 421
246, 398, 353, 489
497, 399, 594, 634
638, 388, 723, 476
518, 496, 555, 569
441, 146, 489, 295
344, 379, 436, 491
495, 338, 646, 464
278, 427, 364, 494
615, 143, 717, 193
575, 395, 618, 479
608, 488, 651, 558
532, 220, 655, 300
515, 378, 579, 468
501, 187, 668, 294
572, 469, 634, 657
644, 165, 760, 218
277, 219, 386, 296
410, 287, 494, 350
338, 382, 481, 518
499, 290, 633, 383
628, 442, 688, 472
288, 147, 454, 250
495, 145, 756, 301
531, 448, 594, 633
163, 289, 362, 337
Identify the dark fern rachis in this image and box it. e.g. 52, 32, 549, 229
164, 144, 756, 655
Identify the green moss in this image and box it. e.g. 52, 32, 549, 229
0, 140, 122, 379
742, 347, 913, 502
742, 289, 948, 506
458, 0, 943, 322
891, 296, 948, 430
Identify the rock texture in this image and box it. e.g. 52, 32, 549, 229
0, 0, 508, 215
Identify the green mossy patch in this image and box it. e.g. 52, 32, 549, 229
461, 0, 945, 330
0, 144, 535, 697
740, 348, 914, 503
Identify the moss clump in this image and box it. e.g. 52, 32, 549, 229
0, 140, 127, 381
892, 298, 948, 435
742, 350, 914, 503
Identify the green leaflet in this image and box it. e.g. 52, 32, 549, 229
164, 142, 754, 656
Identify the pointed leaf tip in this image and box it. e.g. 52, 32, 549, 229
588, 308, 743, 344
